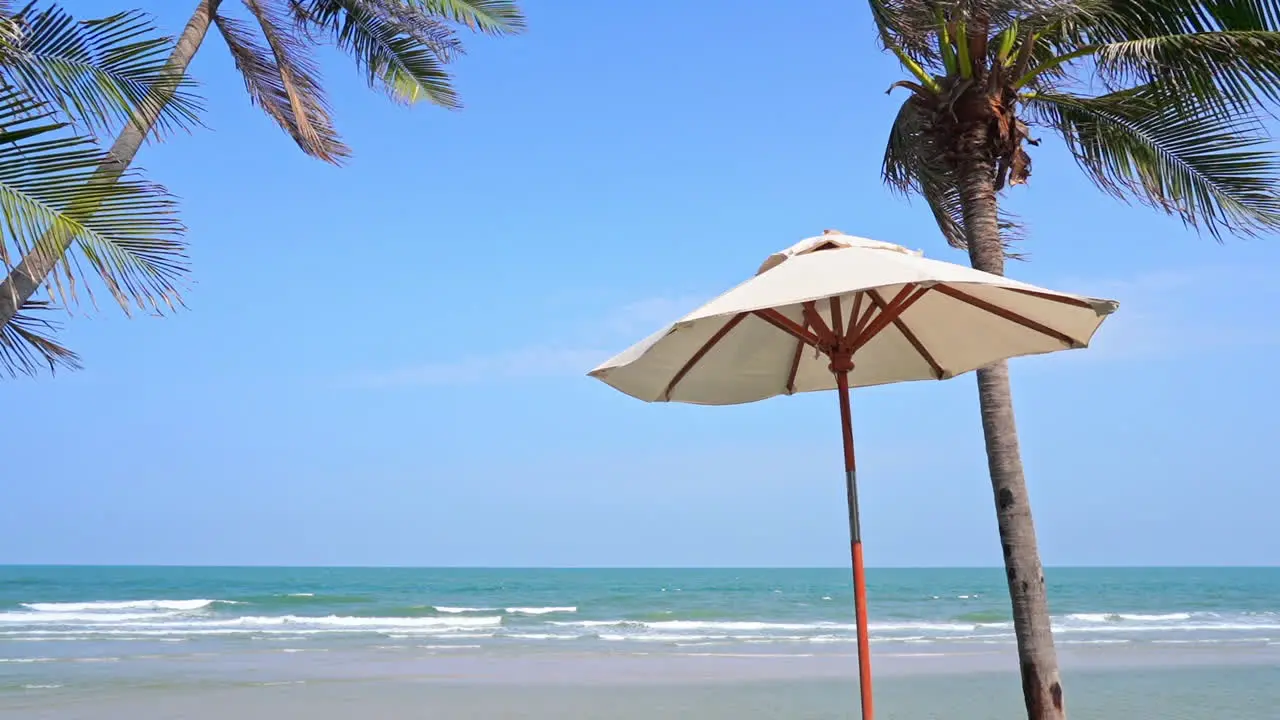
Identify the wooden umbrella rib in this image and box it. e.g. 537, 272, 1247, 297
846, 293, 863, 342
785, 319, 809, 394
829, 296, 846, 339
851, 285, 929, 353
754, 308, 823, 347
802, 301, 839, 347
853, 283, 915, 343
1005, 286, 1094, 309
850, 297, 878, 344
662, 312, 748, 401
883, 283, 919, 312
933, 284, 1081, 348
868, 289, 944, 380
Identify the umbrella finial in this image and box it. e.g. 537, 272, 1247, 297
822, 228, 842, 236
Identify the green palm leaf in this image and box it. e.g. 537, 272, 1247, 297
217, 1, 348, 163
0, 298, 78, 377
0, 88, 186, 315
413, 0, 525, 35
1072, 0, 1280, 42
2, 4, 202, 140
1025, 85, 1280, 238
292, 0, 462, 107
1094, 31, 1280, 113
1033, 0, 1280, 113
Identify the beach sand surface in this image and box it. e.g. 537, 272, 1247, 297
4, 649, 1278, 719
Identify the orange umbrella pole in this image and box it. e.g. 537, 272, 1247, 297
833, 353, 874, 720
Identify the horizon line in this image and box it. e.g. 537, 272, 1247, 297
1, 564, 1275, 570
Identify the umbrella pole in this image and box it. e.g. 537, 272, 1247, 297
833, 357, 873, 720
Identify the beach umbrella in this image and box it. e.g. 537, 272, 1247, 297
586, 230, 1118, 720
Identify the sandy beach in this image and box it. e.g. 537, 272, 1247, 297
4, 647, 1278, 719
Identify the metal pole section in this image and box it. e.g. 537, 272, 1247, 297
833, 356, 873, 720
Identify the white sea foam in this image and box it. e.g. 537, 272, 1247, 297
601, 634, 749, 643
505, 633, 577, 641
387, 632, 493, 640
22, 684, 63, 689
678, 652, 814, 659
548, 620, 632, 628
871, 622, 981, 633
649, 621, 835, 632
529, 611, 1280, 647
0, 611, 176, 624
201, 615, 504, 629
1067, 612, 1193, 623
505, 607, 577, 615
1151, 637, 1272, 645
551, 620, 848, 632
0, 613, 504, 641
22, 600, 221, 612
5, 590, 1275, 651
1059, 639, 1132, 645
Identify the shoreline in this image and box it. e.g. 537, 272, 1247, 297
4, 639, 1278, 688
5, 663, 1277, 720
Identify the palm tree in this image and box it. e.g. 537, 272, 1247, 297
0, 4, 201, 376
872, 0, 1280, 717
0, 0, 525, 370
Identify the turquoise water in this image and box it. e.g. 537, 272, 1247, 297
3, 567, 1276, 714
1, 566, 1276, 652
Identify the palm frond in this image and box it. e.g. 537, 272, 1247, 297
868, 0, 1100, 68
2, 5, 203, 140
411, 0, 525, 35
0, 89, 187, 315
352, 0, 464, 59
1072, 0, 1280, 43
1092, 30, 1280, 115
1, 298, 79, 378
293, 0, 460, 107
218, 1, 348, 163
1045, 0, 1280, 113
0, 10, 22, 49
867, 0, 947, 67
1025, 85, 1280, 239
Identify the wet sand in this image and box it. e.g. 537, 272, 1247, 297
4, 644, 1278, 719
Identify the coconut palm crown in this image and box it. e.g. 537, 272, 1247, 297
877, 0, 1280, 247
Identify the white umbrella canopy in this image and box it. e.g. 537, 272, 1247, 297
590, 230, 1118, 404
587, 230, 1119, 720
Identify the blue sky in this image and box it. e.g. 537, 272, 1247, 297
3, 0, 1278, 568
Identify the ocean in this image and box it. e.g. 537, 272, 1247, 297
2, 566, 1278, 718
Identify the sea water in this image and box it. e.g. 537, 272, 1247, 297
1, 566, 1276, 695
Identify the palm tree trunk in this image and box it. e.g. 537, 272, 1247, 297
957, 151, 1066, 720
0, 0, 223, 328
